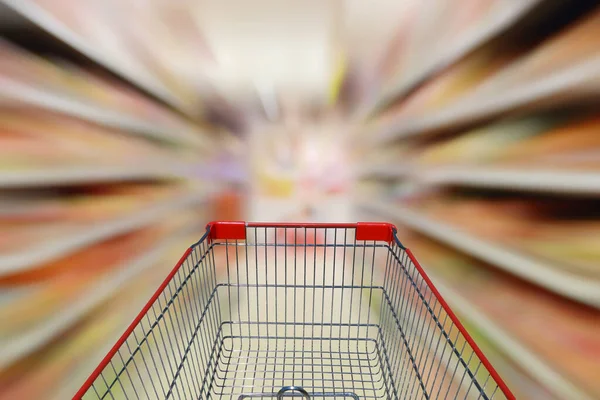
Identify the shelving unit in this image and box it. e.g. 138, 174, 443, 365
0, 2, 240, 397
359, 200, 600, 307
0, 79, 209, 148
0, 0, 189, 115
0, 224, 192, 367
418, 167, 600, 195
372, 56, 600, 144
359, 202, 599, 399
1, 246, 196, 400
0, 164, 197, 189
358, 2, 600, 398
364, 0, 543, 116
0, 189, 211, 274
424, 274, 593, 400
357, 164, 600, 195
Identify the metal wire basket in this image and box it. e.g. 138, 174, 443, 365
75, 222, 514, 400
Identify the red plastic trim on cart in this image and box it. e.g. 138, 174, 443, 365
207, 221, 395, 244
404, 248, 516, 400
207, 220, 246, 241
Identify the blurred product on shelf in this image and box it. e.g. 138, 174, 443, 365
377, 0, 538, 103
211, 188, 244, 221
368, 3, 600, 143
402, 229, 600, 399
358, 109, 600, 194
458, 321, 560, 400
416, 113, 600, 169
0, 183, 187, 255
403, 190, 600, 277
2, 0, 215, 113
0, 40, 177, 126
0, 227, 205, 400
376, 44, 518, 129
0, 40, 214, 148
1, 221, 178, 329
0, 110, 183, 168
0, 216, 199, 368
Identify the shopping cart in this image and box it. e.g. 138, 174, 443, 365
74, 222, 514, 400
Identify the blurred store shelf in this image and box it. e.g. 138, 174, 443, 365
428, 275, 594, 400
0, 237, 199, 399
0, 0, 189, 115
0, 221, 197, 367
0, 80, 209, 148
0, 0, 239, 396
367, 5, 600, 144
357, 164, 600, 195
354, 163, 411, 180
359, 200, 600, 307
0, 188, 211, 274
372, 56, 600, 144
364, 0, 543, 117
418, 167, 600, 195
0, 165, 201, 189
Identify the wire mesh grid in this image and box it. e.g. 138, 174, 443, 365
76, 223, 512, 400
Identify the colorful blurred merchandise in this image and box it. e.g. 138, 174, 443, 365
0, 246, 184, 400
495, 115, 600, 170
25, 0, 211, 107
256, 171, 296, 198
0, 183, 191, 254
0, 40, 190, 129
382, 0, 507, 89
252, 133, 299, 199
371, 2, 600, 140
404, 231, 600, 398
0, 110, 180, 169
0, 223, 170, 334
377, 44, 516, 126
414, 116, 558, 166
416, 113, 600, 169
402, 192, 600, 276
477, 6, 600, 93
211, 189, 244, 221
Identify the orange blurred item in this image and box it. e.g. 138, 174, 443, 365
211, 190, 243, 221
0, 225, 165, 335
0, 183, 185, 254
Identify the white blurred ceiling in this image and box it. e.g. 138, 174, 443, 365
192, 0, 412, 106
193, 0, 337, 105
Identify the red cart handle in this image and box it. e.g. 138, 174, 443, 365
206, 221, 397, 244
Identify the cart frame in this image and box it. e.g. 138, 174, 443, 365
74, 221, 514, 400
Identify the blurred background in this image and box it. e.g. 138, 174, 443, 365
0, 0, 599, 398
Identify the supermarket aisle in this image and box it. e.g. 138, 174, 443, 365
1, 0, 600, 399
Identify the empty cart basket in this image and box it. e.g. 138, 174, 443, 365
75, 222, 514, 400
